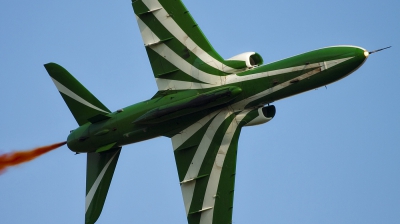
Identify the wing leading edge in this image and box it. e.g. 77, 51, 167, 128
171, 108, 257, 224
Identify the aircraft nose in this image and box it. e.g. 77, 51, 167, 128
340, 46, 369, 71
317, 46, 369, 83
342, 46, 369, 78
355, 47, 370, 64
348, 46, 368, 58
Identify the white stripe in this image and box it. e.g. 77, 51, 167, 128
85, 151, 119, 213
136, 15, 221, 86
216, 57, 353, 86
181, 180, 196, 215
137, 12, 355, 91
172, 110, 219, 151
181, 109, 233, 214
199, 110, 249, 224
51, 78, 109, 114
140, 0, 238, 73
149, 43, 221, 84
155, 78, 215, 91
135, 18, 222, 86
173, 55, 349, 215
156, 57, 354, 91
224, 61, 322, 84
136, 15, 160, 46
230, 57, 355, 110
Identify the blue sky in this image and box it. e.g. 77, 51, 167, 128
0, 0, 399, 223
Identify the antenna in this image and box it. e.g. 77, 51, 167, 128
369, 46, 392, 54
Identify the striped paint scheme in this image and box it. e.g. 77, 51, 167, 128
51, 78, 109, 114
137, 14, 356, 91
85, 150, 120, 212
138, 0, 241, 74
45, 62, 122, 224
153, 55, 354, 91
132, 0, 360, 100
41, 1, 369, 223
132, 0, 249, 88
44, 63, 111, 126
131, 2, 363, 224
133, 5, 356, 92
85, 148, 121, 224
172, 108, 259, 223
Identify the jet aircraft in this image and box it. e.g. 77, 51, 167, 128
43, 0, 384, 223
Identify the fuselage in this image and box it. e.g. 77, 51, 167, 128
67, 45, 368, 153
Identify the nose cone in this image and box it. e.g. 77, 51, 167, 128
319, 46, 369, 81
346, 46, 369, 74
351, 45, 369, 61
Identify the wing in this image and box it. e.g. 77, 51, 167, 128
171, 108, 252, 224
130, 0, 247, 91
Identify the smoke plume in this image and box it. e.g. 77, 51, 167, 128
0, 141, 66, 174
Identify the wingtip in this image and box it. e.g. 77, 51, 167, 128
43, 62, 58, 70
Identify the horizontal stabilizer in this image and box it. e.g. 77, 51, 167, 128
85, 148, 121, 224
44, 63, 111, 125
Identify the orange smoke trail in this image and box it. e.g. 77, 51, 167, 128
0, 141, 67, 174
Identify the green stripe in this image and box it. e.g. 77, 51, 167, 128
85, 148, 121, 224
224, 60, 248, 70
241, 69, 326, 108
220, 68, 318, 108
45, 63, 110, 125
212, 131, 239, 224
174, 118, 214, 181
133, 1, 229, 76
146, 48, 207, 83
59, 92, 107, 125
212, 115, 249, 223
45, 63, 110, 113
158, 0, 224, 62
238, 47, 361, 76
188, 114, 235, 219
137, 13, 226, 76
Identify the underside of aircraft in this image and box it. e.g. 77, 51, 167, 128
43, 0, 380, 223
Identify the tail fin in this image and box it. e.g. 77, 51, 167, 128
85, 148, 121, 224
44, 63, 111, 125
45, 63, 120, 223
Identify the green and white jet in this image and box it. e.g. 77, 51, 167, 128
43, 0, 385, 223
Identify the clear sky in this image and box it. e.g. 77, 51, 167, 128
0, 0, 399, 223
